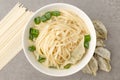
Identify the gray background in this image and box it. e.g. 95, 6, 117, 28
0, 0, 120, 80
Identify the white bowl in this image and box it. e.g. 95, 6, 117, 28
22, 3, 96, 77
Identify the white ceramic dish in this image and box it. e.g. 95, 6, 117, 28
22, 3, 96, 77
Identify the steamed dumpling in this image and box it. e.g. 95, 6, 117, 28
88, 56, 98, 76
96, 39, 105, 47
93, 20, 107, 40
82, 56, 98, 76
95, 47, 111, 61
82, 64, 92, 74
96, 55, 111, 72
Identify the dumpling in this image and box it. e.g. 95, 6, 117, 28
96, 55, 111, 72
88, 56, 98, 76
82, 56, 98, 76
93, 20, 107, 40
96, 39, 105, 47
95, 47, 111, 61
71, 35, 85, 62
82, 64, 92, 74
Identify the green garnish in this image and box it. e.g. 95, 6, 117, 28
84, 35, 91, 49
29, 28, 39, 40
45, 12, 52, 20
38, 56, 46, 63
84, 35, 91, 42
64, 64, 71, 69
28, 46, 36, 52
34, 16, 41, 24
84, 41, 89, 49
30, 28, 39, 37
29, 34, 34, 40
40, 15, 47, 22
52, 11, 60, 16
34, 11, 60, 24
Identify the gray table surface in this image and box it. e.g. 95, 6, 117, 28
0, 0, 120, 80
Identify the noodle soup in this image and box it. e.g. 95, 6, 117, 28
28, 10, 91, 69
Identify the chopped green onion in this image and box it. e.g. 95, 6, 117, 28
29, 28, 39, 41
84, 35, 91, 49
38, 56, 46, 63
45, 12, 52, 20
30, 28, 39, 36
40, 15, 47, 22
84, 41, 89, 49
28, 46, 36, 52
29, 35, 34, 41
85, 35, 91, 42
52, 11, 60, 16
64, 64, 71, 69
34, 16, 41, 24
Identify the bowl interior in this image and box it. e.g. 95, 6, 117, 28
22, 3, 96, 77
